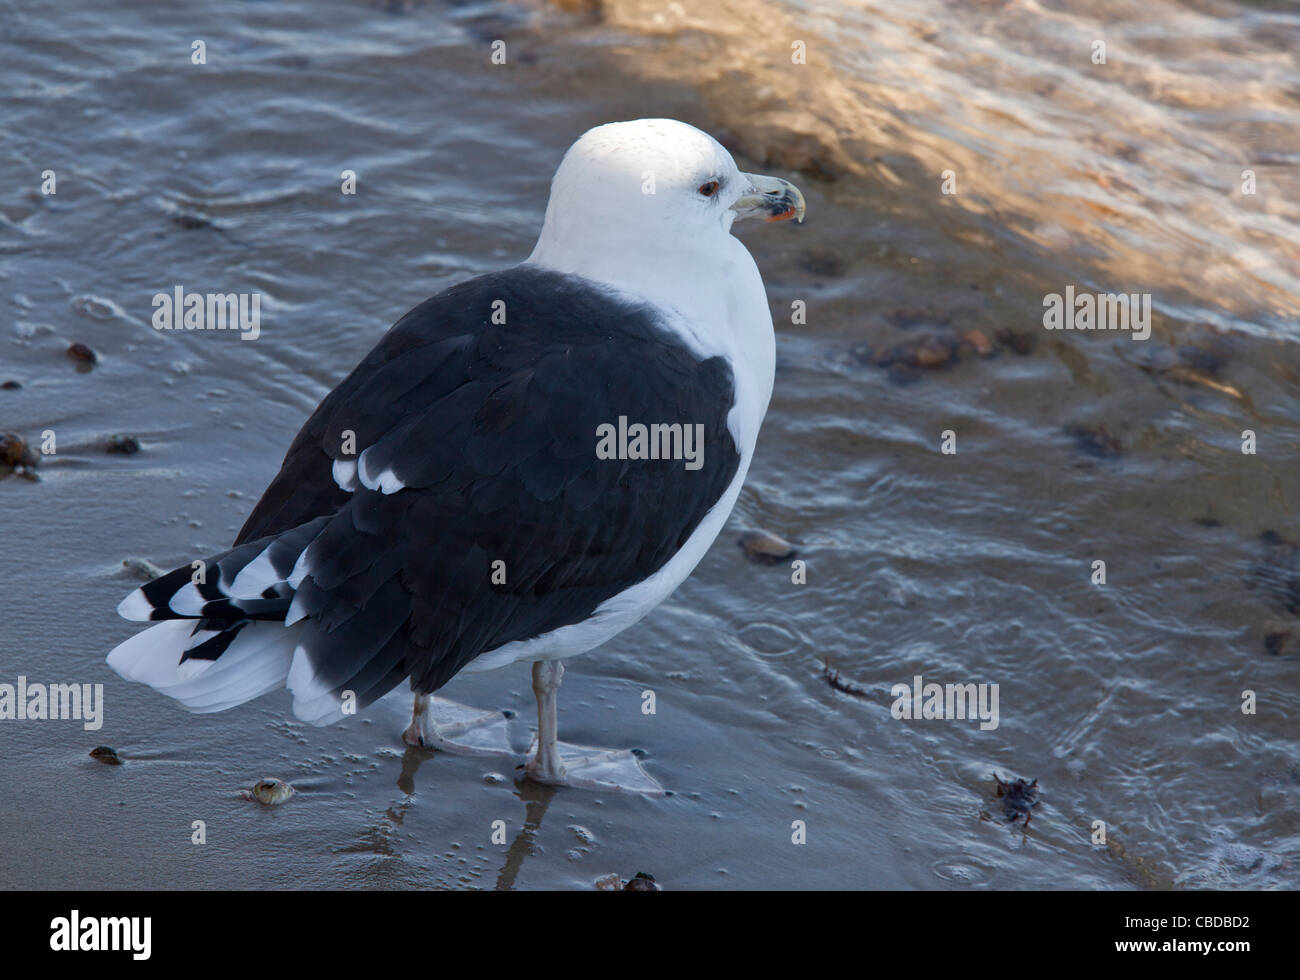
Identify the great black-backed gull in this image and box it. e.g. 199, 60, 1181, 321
107, 118, 805, 793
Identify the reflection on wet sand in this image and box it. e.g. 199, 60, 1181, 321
495, 782, 559, 892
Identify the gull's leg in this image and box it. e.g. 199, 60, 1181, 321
525, 660, 566, 783
523, 659, 665, 796
400, 666, 664, 795
401, 692, 431, 747
401, 689, 515, 758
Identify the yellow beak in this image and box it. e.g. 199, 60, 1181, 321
730, 173, 807, 223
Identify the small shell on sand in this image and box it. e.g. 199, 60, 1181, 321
105, 434, 141, 455
0, 432, 39, 470
739, 530, 796, 563
122, 557, 165, 580
960, 329, 994, 356
867, 333, 960, 370
245, 778, 295, 805
623, 872, 661, 891
66, 342, 97, 364
89, 746, 123, 765
595, 870, 661, 891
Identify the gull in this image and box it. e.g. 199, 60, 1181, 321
107, 118, 805, 793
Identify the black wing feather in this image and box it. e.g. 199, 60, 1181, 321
215, 266, 741, 702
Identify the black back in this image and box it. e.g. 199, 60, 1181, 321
201, 266, 743, 702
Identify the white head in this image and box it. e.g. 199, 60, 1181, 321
527, 119, 804, 280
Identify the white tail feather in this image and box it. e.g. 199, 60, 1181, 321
288, 646, 352, 726
107, 620, 300, 714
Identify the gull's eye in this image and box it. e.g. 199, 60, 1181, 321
697, 180, 720, 198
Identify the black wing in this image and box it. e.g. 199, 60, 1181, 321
214, 266, 740, 705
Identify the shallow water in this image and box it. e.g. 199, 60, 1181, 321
1, 0, 1298, 889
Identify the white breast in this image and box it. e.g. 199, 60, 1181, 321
465, 240, 776, 673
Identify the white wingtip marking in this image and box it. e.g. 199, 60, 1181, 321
229, 546, 276, 599
357, 449, 404, 493
332, 457, 358, 492
357, 448, 378, 490
117, 590, 155, 622
168, 583, 207, 615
